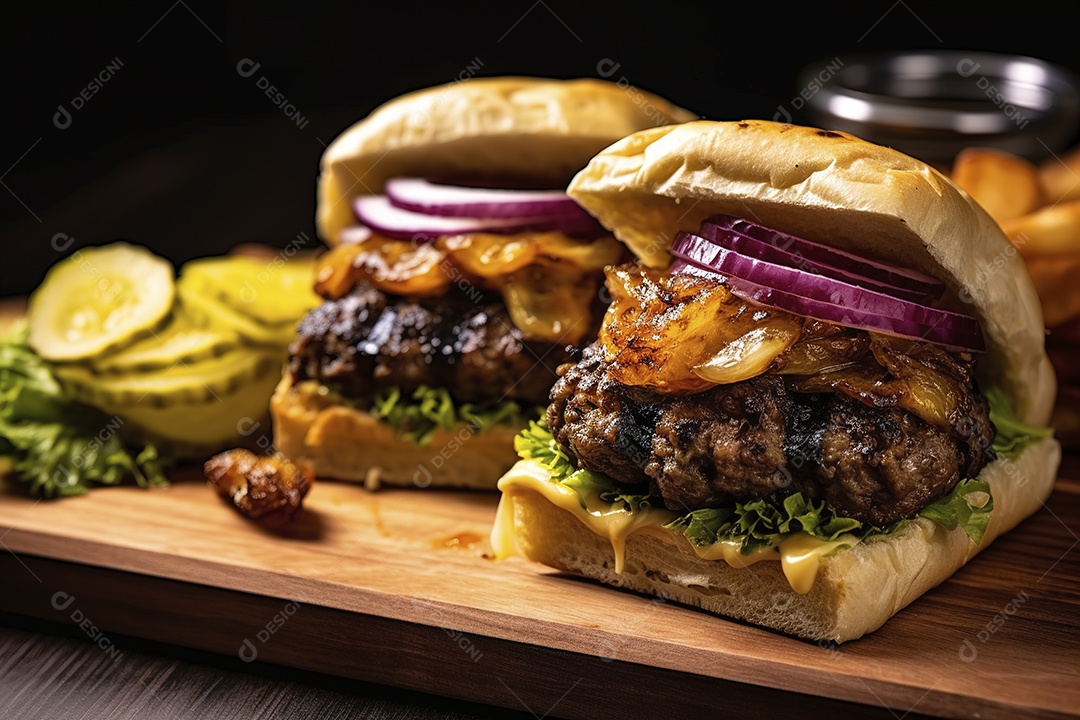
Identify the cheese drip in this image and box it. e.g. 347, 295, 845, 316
493, 460, 858, 594
492, 461, 675, 572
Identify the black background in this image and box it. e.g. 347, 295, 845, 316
2, 1, 1079, 296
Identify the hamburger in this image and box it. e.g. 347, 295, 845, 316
492, 120, 1060, 642
271, 77, 694, 488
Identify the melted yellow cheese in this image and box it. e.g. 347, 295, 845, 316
778, 532, 856, 594
493, 461, 676, 572
494, 460, 859, 594
687, 538, 778, 567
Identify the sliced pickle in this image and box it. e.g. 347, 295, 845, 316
85, 360, 283, 457
179, 255, 320, 326
92, 316, 239, 373
177, 278, 296, 347
28, 243, 175, 361
55, 347, 282, 407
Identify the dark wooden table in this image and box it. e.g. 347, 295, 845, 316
0, 613, 528, 720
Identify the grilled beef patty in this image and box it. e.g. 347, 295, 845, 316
548, 344, 995, 525
289, 280, 585, 407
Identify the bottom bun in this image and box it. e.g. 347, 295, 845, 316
502, 438, 1060, 642
271, 376, 519, 490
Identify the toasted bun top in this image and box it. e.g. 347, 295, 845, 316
567, 120, 1054, 425
317, 77, 696, 245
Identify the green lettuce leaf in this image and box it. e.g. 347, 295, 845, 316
919, 478, 994, 544
372, 385, 536, 446
663, 507, 736, 548
514, 418, 574, 481
562, 467, 653, 514
0, 329, 169, 498
986, 385, 1053, 458
513, 419, 653, 511
665, 493, 869, 554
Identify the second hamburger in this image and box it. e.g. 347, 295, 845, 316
272, 77, 694, 488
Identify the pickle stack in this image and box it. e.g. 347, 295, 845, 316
27, 243, 320, 456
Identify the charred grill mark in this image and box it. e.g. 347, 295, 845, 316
675, 419, 699, 446
782, 392, 828, 474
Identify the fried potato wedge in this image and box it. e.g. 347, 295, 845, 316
1039, 146, 1080, 205
1002, 200, 1080, 257
952, 147, 1043, 224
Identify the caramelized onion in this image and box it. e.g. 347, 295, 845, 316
597, 265, 979, 427
313, 231, 619, 343
442, 232, 623, 280
442, 233, 539, 278
600, 265, 802, 393
531, 232, 625, 271
314, 243, 365, 299
500, 261, 597, 345
794, 364, 897, 408
773, 321, 871, 375
793, 334, 973, 430
321, 236, 453, 295
692, 325, 801, 384
868, 335, 969, 429
354, 238, 452, 296
315, 236, 452, 299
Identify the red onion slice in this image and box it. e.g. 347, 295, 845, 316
354, 195, 604, 241
703, 215, 944, 298
673, 231, 974, 331
672, 259, 983, 352
697, 222, 934, 303
670, 234, 983, 352
385, 177, 591, 220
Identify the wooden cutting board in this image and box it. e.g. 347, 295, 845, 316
1, 459, 1078, 720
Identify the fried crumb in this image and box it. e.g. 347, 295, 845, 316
204, 449, 313, 524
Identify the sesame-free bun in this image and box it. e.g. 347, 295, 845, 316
317, 77, 696, 246
567, 120, 1054, 426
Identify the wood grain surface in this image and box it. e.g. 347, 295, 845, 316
0, 616, 522, 720
1, 462, 1078, 720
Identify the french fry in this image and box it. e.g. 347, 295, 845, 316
1039, 145, 1080, 205
951, 147, 1043, 224
1002, 200, 1080, 257
1024, 251, 1080, 328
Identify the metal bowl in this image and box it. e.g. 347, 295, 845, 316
798, 51, 1080, 162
